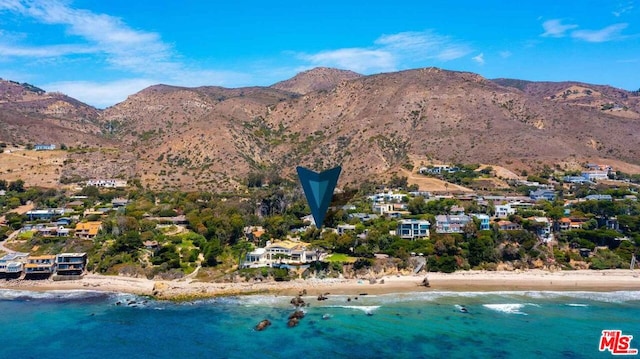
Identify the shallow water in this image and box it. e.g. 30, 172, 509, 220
1, 289, 638, 358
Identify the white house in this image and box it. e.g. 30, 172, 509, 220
495, 204, 516, 219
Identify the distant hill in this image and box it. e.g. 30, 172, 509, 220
1, 67, 640, 190
271, 67, 362, 94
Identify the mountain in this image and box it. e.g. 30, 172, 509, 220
1, 68, 640, 190
0, 79, 109, 146
271, 67, 362, 94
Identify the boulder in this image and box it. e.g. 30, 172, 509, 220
255, 319, 272, 331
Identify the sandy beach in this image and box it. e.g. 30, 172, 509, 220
1, 269, 639, 300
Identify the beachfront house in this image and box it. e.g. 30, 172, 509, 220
264, 240, 320, 265
55, 253, 87, 276
24, 255, 56, 279
397, 219, 430, 240
0, 252, 28, 278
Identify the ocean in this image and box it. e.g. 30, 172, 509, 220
1, 289, 638, 359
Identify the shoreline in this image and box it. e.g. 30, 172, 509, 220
1, 269, 639, 300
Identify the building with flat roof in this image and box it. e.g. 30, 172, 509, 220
24, 255, 56, 278
55, 253, 87, 276
397, 219, 430, 239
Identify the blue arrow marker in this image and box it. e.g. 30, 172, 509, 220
296, 166, 342, 229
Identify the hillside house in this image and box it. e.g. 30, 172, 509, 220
530, 189, 556, 201
337, 224, 356, 235
74, 221, 102, 239
471, 214, 491, 230
581, 171, 609, 181
495, 204, 516, 219
26, 208, 67, 221
397, 219, 430, 240
497, 220, 522, 231
435, 214, 471, 234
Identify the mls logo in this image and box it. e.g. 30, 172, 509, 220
296, 166, 341, 229
599, 330, 638, 355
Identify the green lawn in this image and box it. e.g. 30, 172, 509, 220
325, 253, 357, 263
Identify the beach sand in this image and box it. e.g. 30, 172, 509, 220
1, 270, 639, 300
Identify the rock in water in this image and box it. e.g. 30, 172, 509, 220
255, 319, 272, 331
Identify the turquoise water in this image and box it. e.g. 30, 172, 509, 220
1, 289, 638, 358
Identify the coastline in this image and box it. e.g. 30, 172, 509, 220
1, 269, 639, 300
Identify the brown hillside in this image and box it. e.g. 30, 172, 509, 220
2, 68, 640, 190
271, 67, 362, 94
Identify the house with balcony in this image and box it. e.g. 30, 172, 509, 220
26, 208, 67, 221
528, 217, 552, 242
495, 204, 516, 219
397, 219, 430, 240
24, 255, 56, 279
55, 253, 87, 276
337, 224, 356, 235
581, 171, 609, 182
0, 252, 28, 278
471, 214, 491, 231
74, 221, 102, 239
435, 214, 471, 234
497, 220, 522, 231
264, 240, 319, 265
530, 189, 556, 201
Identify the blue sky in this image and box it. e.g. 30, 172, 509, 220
0, 0, 638, 108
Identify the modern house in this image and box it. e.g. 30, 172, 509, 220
584, 194, 613, 201
581, 171, 609, 181
397, 219, 430, 239
497, 220, 522, 231
337, 224, 356, 235
244, 248, 268, 268
25, 208, 67, 221
557, 218, 589, 231
530, 189, 556, 201
529, 217, 552, 241
55, 253, 87, 276
495, 204, 517, 219
0, 252, 28, 278
74, 221, 102, 239
435, 214, 471, 234
264, 240, 319, 264
471, 214, 491, 231
24, 255, 56, 278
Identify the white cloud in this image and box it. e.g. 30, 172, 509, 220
297, 30, 471, 74
613, 2, 634, 16
472, 53, 485, 65
0, 0, 174, 74
499, 50, 512, 58
571, 23, 628, 42
375, 31, 472, 61
43, 78, 158, 109
0, 43, 95, 57
299, 48, 395, 73
541, 19, 578, 37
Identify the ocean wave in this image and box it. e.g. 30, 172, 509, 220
329, 305, 381, 314
519, 291, 640, 303
483, 303, 528, 315
566, 303, 588, 307
0, 289, 110, 301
